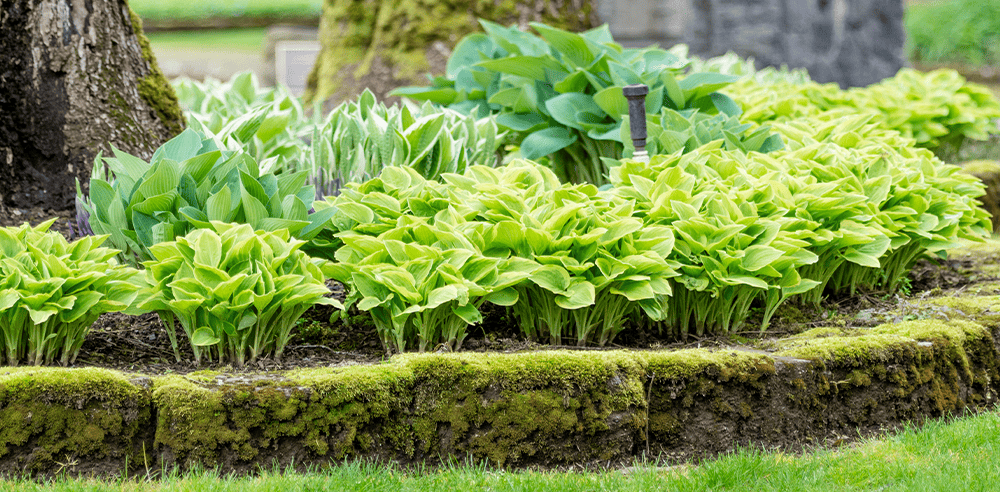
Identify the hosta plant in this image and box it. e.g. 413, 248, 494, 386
173, 71, 314, 169
724, 68, 1000, 155
76, 127, 337, 266
137, 223, 340, 366
392, 20, 749, 185
305, 90, 506, 198
0, 220, 145, 366
327, 217, 536, 354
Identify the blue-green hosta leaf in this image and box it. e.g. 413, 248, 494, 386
545, 92, 606, 130
497, 112, 547, 132
529, 22, 594, 67
476, 55, 568, 82
206, 186, 233, 222
152, 128, 202, 162
519, 127, 578, 160
678, 72, 739, 104
593, 86, 629, 121
447, 33, 493, 78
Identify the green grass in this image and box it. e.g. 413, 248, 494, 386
906, 0, 1000, 68
144, 28, 267, 52
5, 409, 1000, 491
130, 0, 322, 24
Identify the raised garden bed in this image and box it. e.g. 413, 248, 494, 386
0, 221, 997, 477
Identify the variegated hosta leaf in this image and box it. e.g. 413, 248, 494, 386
137, 222, 340, 366
0, 222, 146, 366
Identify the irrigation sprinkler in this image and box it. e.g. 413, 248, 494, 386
623, 84, 649, 163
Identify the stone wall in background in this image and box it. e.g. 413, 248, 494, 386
599, 0, 906, 88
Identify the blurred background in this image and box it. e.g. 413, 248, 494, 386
134, 0, 1000, 98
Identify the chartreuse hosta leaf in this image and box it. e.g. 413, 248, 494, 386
326, 217, 535, 354
723, 67, 1000, 153
77, 127, 338, 266
0, 220, 145, 366
136, 222, 340, 366
391, 19, 766, 186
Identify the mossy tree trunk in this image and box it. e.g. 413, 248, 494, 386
0, 0, 184, 211
304, 0, 598, 106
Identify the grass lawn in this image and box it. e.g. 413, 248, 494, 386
129, 0, 322, 24
4, 409, 1000, 491
144, 28, 267, 53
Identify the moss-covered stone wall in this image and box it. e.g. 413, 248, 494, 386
2, 312, 998, 477
303, 0, 599, 105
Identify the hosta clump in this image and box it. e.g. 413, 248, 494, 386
724, 68, 1000, 154
392, 20, 755, 185
305, 90, 506, 198
76, 127, 336, 267
138, 223, 339, 366
174, 71, 313, 168
325, 162, 679, 348
610, 153, 820, 337
0, 220, 144, 366
769, 114, 991, 298
621, 105, 783, 157
444, 162, 679, 346
328, 216, 535, 353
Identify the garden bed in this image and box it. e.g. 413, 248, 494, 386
0, 203, 997, 477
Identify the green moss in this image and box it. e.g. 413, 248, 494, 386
775, 334, 920, 364
127, 8, 184, 135
0, 368, 151, 472
918, 296, 1000, 325
961, 159, 1000, 175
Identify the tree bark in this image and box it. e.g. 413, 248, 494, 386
0, 0, 184, 210
303, 0, 599, 106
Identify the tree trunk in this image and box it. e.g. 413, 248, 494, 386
0, 0, 184, 211
303, 0, 598, 106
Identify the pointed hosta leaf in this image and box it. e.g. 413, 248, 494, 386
593, 86, 629, 121
452, 302, 483, 325
193, 230, 222, 268
426, 285, 460, 309
520, 127, 577, 160
389, 86, 458, 105
475, 55, 567, 81
206, 186, 233, 222
723, 275, 768, 289
710, 92, 743, 118
153, 128, 202, 162
497, 113, 547, 132
741, 245, 785, 272
241, 190, 269, 229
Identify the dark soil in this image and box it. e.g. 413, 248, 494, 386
3, 206, 997, 377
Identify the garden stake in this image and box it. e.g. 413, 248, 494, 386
623, 84, 649, 163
